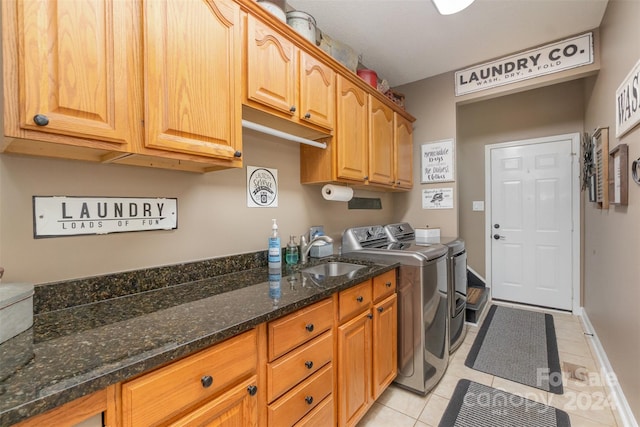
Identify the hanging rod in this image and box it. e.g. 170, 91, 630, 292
242, 120, 327, 149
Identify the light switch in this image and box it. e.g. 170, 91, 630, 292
472, 201, 485, 211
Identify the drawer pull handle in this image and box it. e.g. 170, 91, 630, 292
304, 112, 311, 119
305, 360, 314, 369
356, 296, 364, 303
201, 375, 213, 388
290, 105, 297, 113
247, 385, 258, 396
385, 281, 392, 287
305, 396, 314, 405
305, 323, 314, 332
378, 306, 384, 313
33, 114, 49, 126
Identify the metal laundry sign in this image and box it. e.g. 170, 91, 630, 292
33, 196, 178, 238
455, 32, 594, 96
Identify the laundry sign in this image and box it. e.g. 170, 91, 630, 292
33, 196, 178, 238
615, 58, 640, 138
455, 32, 594, 96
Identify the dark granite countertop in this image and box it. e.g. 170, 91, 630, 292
0, 254, 398, 426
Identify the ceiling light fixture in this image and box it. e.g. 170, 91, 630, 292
432, 0, 476, 15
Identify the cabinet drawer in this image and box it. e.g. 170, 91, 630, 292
338, 280, 372, 322
268, 298, 334, 361
373, 269, 397, 302
295, 395, 334, 427
268, 364, 333, 427
268, 331, 333, 403
121, 329, 257, 427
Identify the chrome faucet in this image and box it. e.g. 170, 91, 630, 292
299, 234, 333, 264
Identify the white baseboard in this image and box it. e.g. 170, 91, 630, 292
579, 308, 638, 427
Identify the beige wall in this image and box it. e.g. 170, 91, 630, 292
0, 132, 396, 284
456, 80, 585, 276
583, 0, 640, 418
393, 72, 459, 236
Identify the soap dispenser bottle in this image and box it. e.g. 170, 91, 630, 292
268, 219, 281, 268
285, 235, 299, 265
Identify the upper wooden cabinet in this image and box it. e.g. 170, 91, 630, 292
143, 0, 242, 161
299, 50, 335, 131
2, 0, 242, 172
245, 14, 297, 116
369, 96, 395, 186
244, 13, 334, 134
2, 0, 138, 156
300, 77, 414, 190
336, 75, 368, 182
394, 113, 414, 189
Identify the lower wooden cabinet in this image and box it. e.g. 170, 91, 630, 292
120, 329, 258, 427
337, 310, 372, 427
15, 270, 398, 427
168, 376, 258, 427
266, 298, 335, 427
336, 272, 398, 427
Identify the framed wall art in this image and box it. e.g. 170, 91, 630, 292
421, 139, 454, 183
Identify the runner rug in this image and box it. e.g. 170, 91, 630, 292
465, 305, 563, 394
438, 379, 571, 427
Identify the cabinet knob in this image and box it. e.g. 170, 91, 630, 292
289, 106, 297, 113
247, 385, 258, 396
305, 323, 314, 332
397, 181, 401, 185
356, 296, 364, 303
233, 151, 242, 158
363, 176, 369, 181
201, 375, 213, 388
378, 306, 384, 313
305, 360, 314, 369
304, 112, 311, 119
33, 114, 49, 126
367, 313, 373, 319
385, 282, 392, 287
305, 396, 314, 405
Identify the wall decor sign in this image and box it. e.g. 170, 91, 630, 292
247, 166, 278, 208
33, 196, 177, 238
422, 188, 454, 209
615, 58, 640, 138
455, 32, 593, 96
421, 139, 454, 183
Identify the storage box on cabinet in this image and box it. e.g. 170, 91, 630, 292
121, 329, 257, 427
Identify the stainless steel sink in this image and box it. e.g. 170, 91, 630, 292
301, 262, 365, 278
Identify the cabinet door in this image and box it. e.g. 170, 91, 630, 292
337, 311, 371, 427
16, 0, 136, 146
299, 51, 335, 131
144, 0, 242, 160
368, 97, 395, 186
394, 114, 414, 189
245, 15, 296, 115
336, 76, 368, 182
372, 294, 398, 400
169, 377, 258, 427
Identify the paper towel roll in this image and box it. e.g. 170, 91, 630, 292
322, 184, 353, 202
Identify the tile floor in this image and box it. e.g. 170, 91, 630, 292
357, 301, 625, 427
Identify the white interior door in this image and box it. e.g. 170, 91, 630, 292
489, 137, 574, 310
